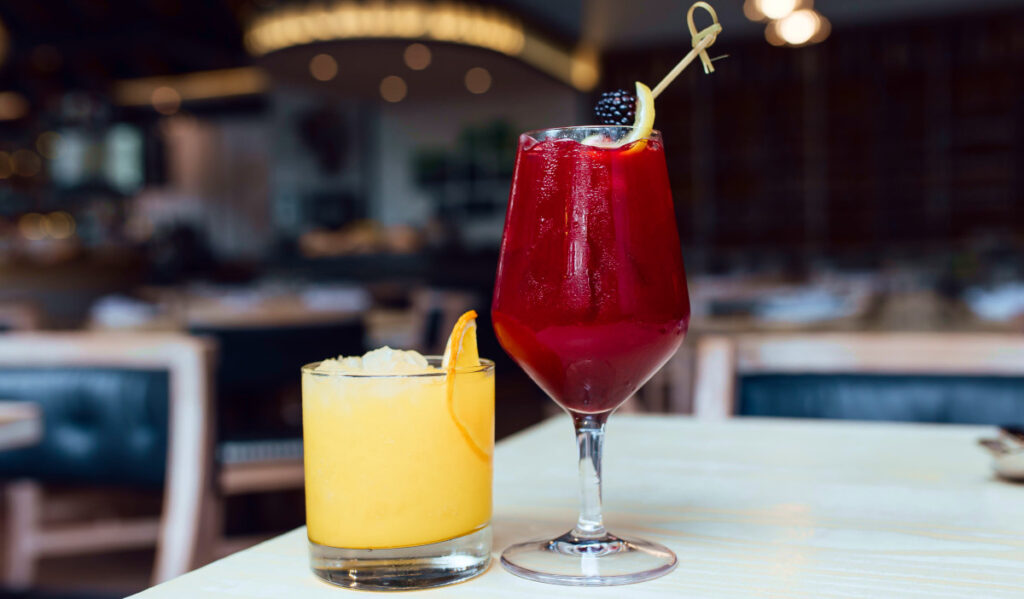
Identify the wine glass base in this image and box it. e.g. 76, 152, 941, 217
500, 530, 676, 586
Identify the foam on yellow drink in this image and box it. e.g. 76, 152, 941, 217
302, 318, 493, 549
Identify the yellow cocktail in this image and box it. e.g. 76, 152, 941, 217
302, 354, 494, 548
302, 311, 494, 590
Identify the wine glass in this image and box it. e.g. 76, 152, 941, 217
492, 125, 690, 585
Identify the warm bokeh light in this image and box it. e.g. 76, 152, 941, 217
12, 149, 41, 177
151, 86, 181, 115
758, 0, 798, 20
570, 45, 599, 91
765, 25, 786, 46
36, 131, 61, 159
767, 9, 829, 46
18, 213, 46, 241
403, 43, 432, 70
43, 211, 76, 240
309, 54, 338, 81
464, 67, 492, 94
380, 75, 408, 103
0, 151, 11, 179
779, 10, 818, 45
0, 91, 28, 121
743, 0, 766, 21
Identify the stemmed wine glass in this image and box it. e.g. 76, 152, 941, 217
492, 125, 690, 585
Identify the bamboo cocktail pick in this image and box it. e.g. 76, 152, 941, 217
650, 1, 724, 99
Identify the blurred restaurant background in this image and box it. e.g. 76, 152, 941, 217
0, 0, 1022, 596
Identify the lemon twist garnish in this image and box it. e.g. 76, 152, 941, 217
442, 310, 489, 463
619, 81, 656, 149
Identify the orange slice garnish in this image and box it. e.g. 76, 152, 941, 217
442, 310, 488, 462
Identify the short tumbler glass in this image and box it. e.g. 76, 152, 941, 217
301, 357, 495, 590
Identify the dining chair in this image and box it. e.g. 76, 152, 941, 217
693, 333, 1024, 422
0, 333, 216, 588
189, 317, 365, 557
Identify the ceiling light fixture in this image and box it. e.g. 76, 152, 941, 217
244, 1, 598, 91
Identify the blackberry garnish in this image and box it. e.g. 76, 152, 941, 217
594, 89, 637, 126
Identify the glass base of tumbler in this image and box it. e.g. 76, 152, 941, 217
500, 530, 676, 586
309, 525, 491, 591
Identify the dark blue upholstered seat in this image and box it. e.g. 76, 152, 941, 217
739, 374, 1024, 424
190, 320, 364, 440
0, 368, 169, 487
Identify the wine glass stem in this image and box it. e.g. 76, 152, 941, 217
572, 412, 609, 539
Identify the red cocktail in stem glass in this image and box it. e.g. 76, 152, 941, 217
493, 131, 690, 415
493, 5, 721, 583
492, 126, 689, 585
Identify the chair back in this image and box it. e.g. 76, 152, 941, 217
0, 368, 169, 486
189, 319, 364, 440
694, 333, 1024, 423
0, 333, 215, 581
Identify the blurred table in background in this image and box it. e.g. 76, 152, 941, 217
90, 285, 370, 332
181, 295, 362, 330
641, 275, 1024, 415
132, 415, 1024, 599
687, 272, 1024, 333
78, 275, 1024, 425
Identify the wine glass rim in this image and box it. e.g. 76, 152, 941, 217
520, 125, 662, 140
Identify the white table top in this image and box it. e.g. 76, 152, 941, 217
133, 415, 1024, 598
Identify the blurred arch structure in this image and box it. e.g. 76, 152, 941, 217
243, 0, 599, 92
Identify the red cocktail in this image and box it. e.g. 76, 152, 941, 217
492, 126, 688, 585
493, 131, 690, 415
